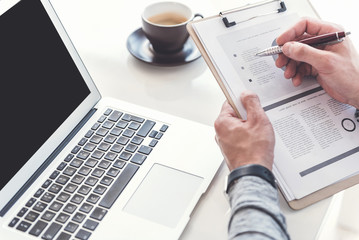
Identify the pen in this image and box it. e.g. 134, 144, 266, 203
255, 31, 351, 57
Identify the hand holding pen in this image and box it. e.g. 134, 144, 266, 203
274, 18, 359, 109
256, 31, 351, 56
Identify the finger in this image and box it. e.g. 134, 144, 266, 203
275, 53, 289, 68
281, 41, 332, 71
292, 73, 303, 87
240, 91, 264, 123
284, 59, 298, 79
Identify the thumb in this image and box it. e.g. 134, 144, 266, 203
240, 91, 264, 122
282, 41, 329, 71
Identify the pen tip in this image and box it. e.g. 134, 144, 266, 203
346, 31, 351, 36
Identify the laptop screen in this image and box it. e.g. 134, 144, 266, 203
0, 0, 100, 213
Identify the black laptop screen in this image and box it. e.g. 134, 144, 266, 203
0, 0, 91, 191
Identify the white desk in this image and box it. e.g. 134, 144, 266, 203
48, 0, 344, 239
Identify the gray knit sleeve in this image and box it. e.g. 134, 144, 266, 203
227, 176, 290, 240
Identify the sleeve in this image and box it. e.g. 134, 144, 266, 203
227, 176, 290, 240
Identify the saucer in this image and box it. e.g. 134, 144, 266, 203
126, 28, 201, 66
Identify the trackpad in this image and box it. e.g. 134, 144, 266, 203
123, 164, 203, 228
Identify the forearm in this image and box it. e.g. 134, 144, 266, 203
227, 176, 289, 240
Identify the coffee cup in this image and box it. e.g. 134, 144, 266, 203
142, 2, 202, 54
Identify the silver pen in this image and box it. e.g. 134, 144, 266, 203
255, 31, 351, 57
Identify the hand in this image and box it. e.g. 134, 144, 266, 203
214, 91, 275, 171
276, 18, 359, 108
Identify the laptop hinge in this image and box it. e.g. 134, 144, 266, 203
0, 108, 97, 216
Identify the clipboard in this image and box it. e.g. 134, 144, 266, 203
187, 0, 359, 210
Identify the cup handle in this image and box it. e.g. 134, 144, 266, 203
192, 13, 204, 21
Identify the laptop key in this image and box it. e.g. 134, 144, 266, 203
64, 222, 78, 233
71, 145, 81, 154
17, 207, 28, 217
41, 192, 55, 203
70, 159, 83, 168
98, 160, 111, 169
103, 108, 113, 116
123, 129, 135, 138
64, 183, 78, 193
41, 211, 56, 221
97, 115, 106, 123
87, 194, 100, 204
63, 166, 76, 176
41, 222, 61, 240
79, 203, 94, 213
119, 152, 131, 161
9, 217, 20, 227
71, 194, 84, 205
33, 202, 47, 212
49, 171, 60, 180
26, 197, 37, 207
78, 166, 92, 176
84, 130, 94, 138
71, 175, 85, 185
91, 150, 104, 159
149, 139, 158, 147
85, 176, 98, 186
85, 158, 98, 168
138, 145, 152, 155
16, 220, 31, 232
78, 137, 88, 146
49, 201, 63, 212
64, 154, 74, 162
116, 120, 128, 129
136, 120, 155, 137
83, 219, 99, 231
78, 185, 91, 195
55, 213, 70, 224
25, 211, 39, 222
77, 150, 90, 160
56, 162, 67, 171
160, 124, 169, 132
49, 183, 62, 194
56, 175, 70, 185
72, 212, 86, 223
93, 185, 107, 195
100, 176, 113, 186
29, 220, 48, 237
63, 203, 77, 214
116, 136, 129, 145
90, 207, 107, 221
102, 120, 114, 129
113, 160, 126, 169
56, 232, 71, 240
130, 153, 147, 165
57, 192, 71, 202
83, 143, 96, 152
90, 135, 102, 144
75, 229, 92, 240
108, 110, 123, 122
99, 164, 139, 209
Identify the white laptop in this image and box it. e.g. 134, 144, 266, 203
0, 0, 223, 239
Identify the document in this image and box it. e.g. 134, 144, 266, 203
191, 11, 359, 203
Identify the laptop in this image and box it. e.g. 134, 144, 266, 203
0, 0, 223, 239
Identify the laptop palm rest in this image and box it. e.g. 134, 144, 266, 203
123, 164, 203, 228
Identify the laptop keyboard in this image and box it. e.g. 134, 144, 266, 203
8, 108, 168, 240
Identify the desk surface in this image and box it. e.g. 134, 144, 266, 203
47, 0, 355, 239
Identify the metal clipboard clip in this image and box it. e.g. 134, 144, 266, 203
219, 0, 287, 28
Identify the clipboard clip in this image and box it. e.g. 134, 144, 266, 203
219, 0, 287, 28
